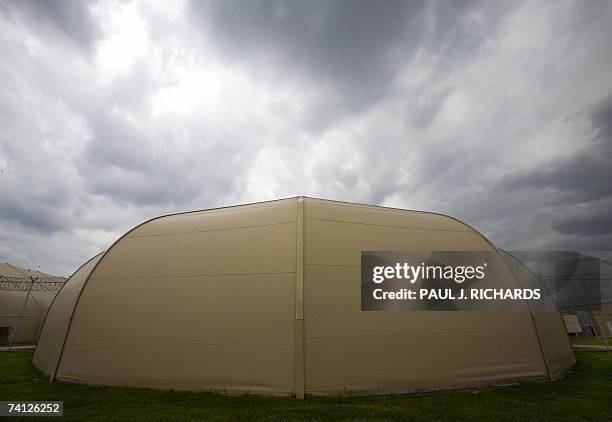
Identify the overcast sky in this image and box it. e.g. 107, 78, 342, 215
0, 0, 611, 276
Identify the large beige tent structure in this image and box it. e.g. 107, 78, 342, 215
0, 291, 55, 345
0, 263, 63, 345
33, 197, 574, 397
0, 262, 63, 280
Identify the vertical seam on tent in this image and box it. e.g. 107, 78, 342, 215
295, 197, 305, 399
34, 254, 100, 381
500, 253, 553, 381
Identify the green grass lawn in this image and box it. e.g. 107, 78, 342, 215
1, 351, 610, 421
569, 336, 611, 347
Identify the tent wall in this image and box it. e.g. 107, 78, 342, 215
301, 198, 550, 394
0, 291, 40, 344
33, 254, 102, 377
501, 251, 575, 380
32, 197, 574, 396
0, 290, 55, 345
0, 262, 62, 280
50, 199, 298, 395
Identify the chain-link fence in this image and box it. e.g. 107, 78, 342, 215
0, 276, 65, 292
537, 274, 612, 351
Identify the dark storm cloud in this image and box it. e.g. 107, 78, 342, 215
552, 207, 612, 237
71, 85, 260, 208
0, 58, 82, 236
190, 0, 516, 130
0, 0, 100, 51
194, 0, 419, 86
0, 199, 68, 234
408, 86, 454, 129
492, 94, 612, 243
0, 29, 249, 212
419, 92, 612, 251
501, 94, 612, 208
591, 93, 612, 143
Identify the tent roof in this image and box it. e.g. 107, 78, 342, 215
0, 262, 64, 280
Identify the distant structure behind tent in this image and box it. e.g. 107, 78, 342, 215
0, 263, 66, 347
0, 262, 66, 291
562, 314, 583, 335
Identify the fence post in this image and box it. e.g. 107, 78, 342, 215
596, 319, 610, 351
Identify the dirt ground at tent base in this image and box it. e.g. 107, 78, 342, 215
0, 350, 610, 421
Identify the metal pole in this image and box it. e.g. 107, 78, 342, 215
578, 273, 610, 350
7, 276, 36, 351
595, 319, 610, 351
294, 198, 305, 399
578, 274, 597, 335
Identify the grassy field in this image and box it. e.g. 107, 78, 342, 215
569, 336, 611, 347
0, 351, 610, 421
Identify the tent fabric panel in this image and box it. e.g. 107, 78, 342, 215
302, 199, 551, 394
304, 331, 547, 395
130, 198, 297, 238
0, 263, 28, 277
57, 339, 293, 396
0, 290, 39, 316
302, 198, 471, 232
91, 223, 296, 280
59, 274, 296, 394
302, 265, 547, 394
57, 202, 298, 394
30, 291, 55, 310
303, 265, 536, 338
32, 254, 102, 378
531, 314, 576, 380
0, 291, 51, 344
304, 218, 491, 266
29, 291, 56, 342
0, 317, 39, 344
64, 273, 296, 351
500, 251, 575, 380
0, 262, 63, 280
